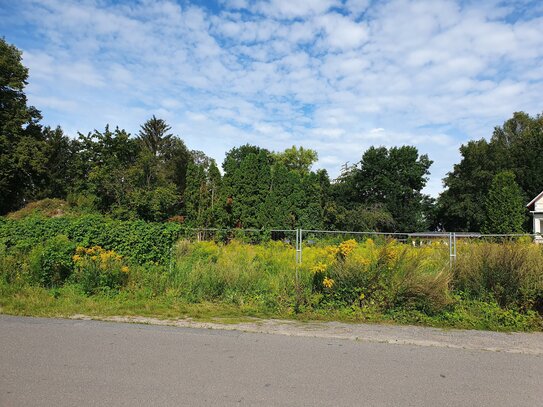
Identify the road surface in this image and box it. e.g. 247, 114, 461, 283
1, 315, 542, 406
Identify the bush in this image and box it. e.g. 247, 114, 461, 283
0, 245, 28, 285
0, 214, 183, 264
29, 235, 75, 287
72, 246, 130, 295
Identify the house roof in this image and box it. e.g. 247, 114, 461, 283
527, 190, 543, 210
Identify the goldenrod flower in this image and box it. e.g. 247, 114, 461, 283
121, 266, 129, 274
311, 262, 327, 274
323, 277, 335, 289
338, 239, 357, 257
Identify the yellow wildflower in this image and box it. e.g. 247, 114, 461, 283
121, 266, 129, 274
311, 262, 327, 274
72, 254, 81, 262
338, 239, 357, 257
325, 245, 339, 256
322, 277, 335, 289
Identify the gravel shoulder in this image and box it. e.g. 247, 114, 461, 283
67, 314, 543, 355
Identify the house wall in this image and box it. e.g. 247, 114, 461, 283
534, 214, 543, 243
535, 198, 543, 212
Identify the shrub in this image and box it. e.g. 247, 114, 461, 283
72, 246, 130, 295
0, 214, 183, 264
29, 235, 75, 287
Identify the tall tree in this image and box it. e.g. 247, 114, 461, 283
482, 171, 525, 234
184, 152, 222, 227
0, 38, 43, 214
137, 115, 173, 157
438, 112, 543, 231
332, 146, 432, 232
273, 146, 318, 175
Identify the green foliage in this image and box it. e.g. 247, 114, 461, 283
482, 171, 526, 234
137, 115, 173, 157
439, 112, 543, 231
331, 146, 433, 232
184, 152, 221, 227
29, 235, 75, 288
273, 145, 318, 175
1, 234, 542, 331
311, 239, 451, 314
0, 38, 44, 214
0, 215, 182, 264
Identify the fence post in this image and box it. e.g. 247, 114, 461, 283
449, 232, 452, 269
453, 232, 457, 265
299, 228, 303, 264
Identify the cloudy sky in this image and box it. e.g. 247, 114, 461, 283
2, 0, 543, 195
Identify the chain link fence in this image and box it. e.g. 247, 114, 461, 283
171, 227, 541, 271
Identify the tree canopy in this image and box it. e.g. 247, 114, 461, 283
1, 38, 541, 234
438, 112, 542, 231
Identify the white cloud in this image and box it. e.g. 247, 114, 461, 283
5, 0, 542, 197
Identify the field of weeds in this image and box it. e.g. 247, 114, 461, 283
1, 231, 542, 331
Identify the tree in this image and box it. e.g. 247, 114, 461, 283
184, 152, 222, 227
332, 146, 433, 232
0, 38, 43, 214
137, 115, 173, 157
438, 112, 543, 231
482, 171, 525, 234
273, 146, 318, 175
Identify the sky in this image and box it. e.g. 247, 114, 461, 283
1, 0, 543, 196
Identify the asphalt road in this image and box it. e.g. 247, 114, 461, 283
1, 315, 542, 406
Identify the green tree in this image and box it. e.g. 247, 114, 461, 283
482, 171, 525, 234
73, 126, 138, 214
184, 152, 222, 227
220, 145, 273, 228
438, 112, 543, 231
332, 146, 432, 232
137, 115, 173, 157
0, 38, 43, 214
273, 146, 318, 175
137, 116, 190, 196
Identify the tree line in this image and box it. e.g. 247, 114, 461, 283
1, 38, 542, 233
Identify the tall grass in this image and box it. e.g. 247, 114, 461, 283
454, 240, 543, 311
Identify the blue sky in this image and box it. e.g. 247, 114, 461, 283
2, 0, 543, 196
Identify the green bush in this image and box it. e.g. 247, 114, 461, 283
29, 235, 75, 287
0, 214, 183, 264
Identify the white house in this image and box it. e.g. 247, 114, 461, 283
527, 191, 543, 243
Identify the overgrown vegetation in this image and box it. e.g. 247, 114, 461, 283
1, 218, 541, 331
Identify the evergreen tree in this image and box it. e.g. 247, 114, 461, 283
482, 171, 525, 234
